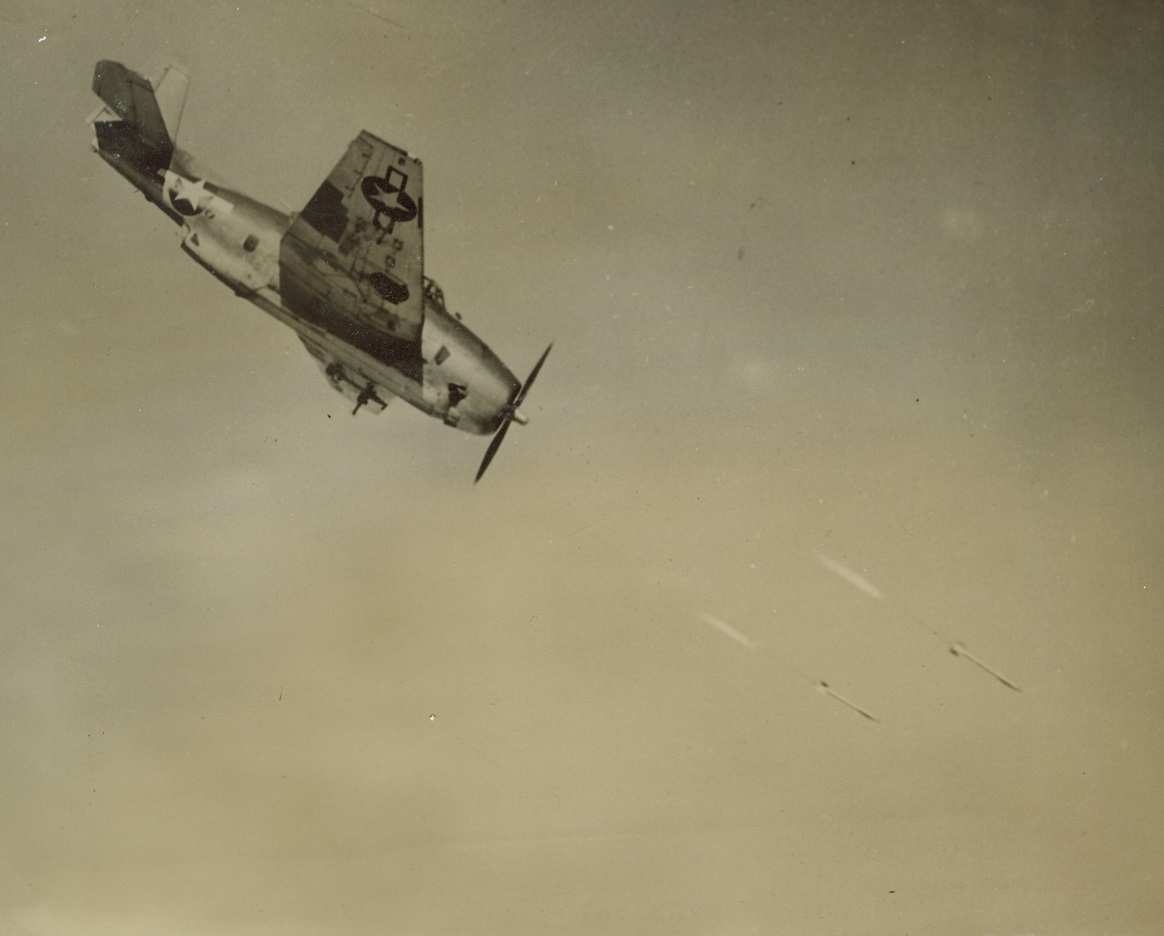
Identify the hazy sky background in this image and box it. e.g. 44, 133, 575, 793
2, 1, 1162, 933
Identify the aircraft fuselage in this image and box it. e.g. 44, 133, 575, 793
93, 138, 520, 436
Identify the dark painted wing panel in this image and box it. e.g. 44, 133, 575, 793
298, 180, 348, 243
280, 241, 424, 381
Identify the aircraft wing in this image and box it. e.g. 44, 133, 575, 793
279, 131, 425, 366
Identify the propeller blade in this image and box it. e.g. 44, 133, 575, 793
475, 416, 513, 483
514, 343, 553, 407
474, 342, 552, 484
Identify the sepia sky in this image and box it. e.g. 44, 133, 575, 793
2, 1, 1162, 934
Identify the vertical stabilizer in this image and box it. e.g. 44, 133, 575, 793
92, 61, 182, 150
90, 61, 190, 210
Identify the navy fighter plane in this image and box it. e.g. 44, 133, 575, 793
89, 60, 549, 481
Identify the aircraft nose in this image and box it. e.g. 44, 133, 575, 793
468, 359, 520, 434
429, 312, 521, 433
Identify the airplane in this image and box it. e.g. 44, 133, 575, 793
88, 60, 550, 482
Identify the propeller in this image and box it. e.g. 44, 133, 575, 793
475, 343, 552, 483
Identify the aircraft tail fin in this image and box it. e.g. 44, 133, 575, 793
92, 60, 187, 149
90, 60, 188, 178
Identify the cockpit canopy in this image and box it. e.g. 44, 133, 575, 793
423, 276, 445, 311
424, 275, 462, 320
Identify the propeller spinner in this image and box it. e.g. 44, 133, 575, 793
475, 343, 552, 483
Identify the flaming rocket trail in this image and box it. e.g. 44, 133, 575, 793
695, 612, 879, 722
812, 550, 1021, 692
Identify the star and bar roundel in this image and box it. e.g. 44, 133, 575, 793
360, 165, 418, 231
